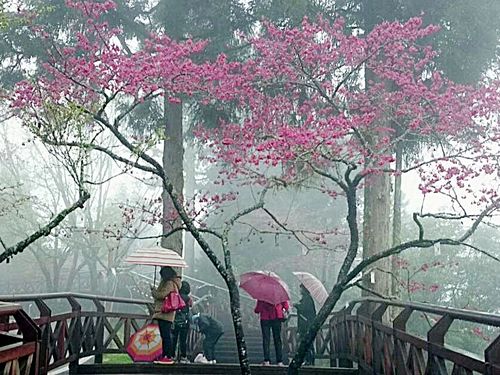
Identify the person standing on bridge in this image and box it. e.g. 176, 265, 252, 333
172, 280, 193, 363
295, 284, 317, 365
254, 299, 290, 366
151, 266, 182, 365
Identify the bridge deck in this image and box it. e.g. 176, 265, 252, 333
75, 363, 358, 375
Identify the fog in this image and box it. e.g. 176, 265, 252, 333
1, 0, 500, 362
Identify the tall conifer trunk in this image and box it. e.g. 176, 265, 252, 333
361, 0, 398, 300
391, 142, 403, 301
161, 100, 184, 256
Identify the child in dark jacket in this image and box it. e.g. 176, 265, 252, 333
191, 313, 224, 364
172, 281, 193, 363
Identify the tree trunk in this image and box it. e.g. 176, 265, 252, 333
87, 256, 98, 292
362, 173, 391, 298
183, 145, 196, 268
226, 277, 251, 375
289, 184, 359, 373
361, 0, 398, 301
288, 284, 344, 375
64, 249, 80, 291
161, 100, 184, 257
391, 143, 403, 299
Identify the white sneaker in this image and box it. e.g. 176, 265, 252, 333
261, 361, 271, 366
277, 362, 286, 367
194, 353, 209, 363
179, 357, 190, 364
208, 359, 217, 364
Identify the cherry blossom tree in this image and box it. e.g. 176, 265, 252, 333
10, 1, 500, 374
197, 17, 500, 373
10, 1, 261, 372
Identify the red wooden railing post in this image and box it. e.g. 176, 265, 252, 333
0, 303, 40, 375
392, 306, 412, 375
426, 314, 453, 374
34, 298, 51, 375
485, 335, 500, 375
14, 307, 41, 375
66, 296, 82, 374
92, 298, 105, 364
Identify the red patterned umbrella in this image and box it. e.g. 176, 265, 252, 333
126, 323, 162, 362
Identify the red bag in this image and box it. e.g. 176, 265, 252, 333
161, 291, 186, 313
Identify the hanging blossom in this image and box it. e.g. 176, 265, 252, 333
9, 1, 500, 211
197, 16, 500, 208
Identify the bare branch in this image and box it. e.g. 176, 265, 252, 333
224, 187, 268, 232
0, 189, 91, 263
0, 237, 6, 251
458, 198, 500, 242
349, 281, 394, 300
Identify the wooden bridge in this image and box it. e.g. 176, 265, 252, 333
1, 293, 500, 374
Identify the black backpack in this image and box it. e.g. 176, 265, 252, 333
174, 294, 191, 328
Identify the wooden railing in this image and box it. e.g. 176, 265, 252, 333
330, 298, 500, 374
0, 302, 39, 375
0, 292, 224, 374
0, 293, 152, 373
3, 293, 500, 374
283, 313, 332, 361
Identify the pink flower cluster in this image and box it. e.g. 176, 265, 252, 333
9, 1, 500, 215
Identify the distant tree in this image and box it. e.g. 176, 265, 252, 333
0, 118, 90, 264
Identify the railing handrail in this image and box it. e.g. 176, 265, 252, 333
346, 297, 500, 326
0, 301, 21, 314
0, 292, 151, 305
5, 292, 500, 375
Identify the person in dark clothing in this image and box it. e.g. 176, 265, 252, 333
191, 313, 224, 363
254, 300, 290, 366
295, 284, 317, 365
172, 281, 193, 363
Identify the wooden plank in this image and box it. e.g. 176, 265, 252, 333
0, 342, 36, 364
0, 302, 21, 314
76, 363, 359, 374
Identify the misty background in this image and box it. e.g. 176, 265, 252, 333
1, 0, 500, 357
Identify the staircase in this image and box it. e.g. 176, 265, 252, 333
215, 330, 266, 364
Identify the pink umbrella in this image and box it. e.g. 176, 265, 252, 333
293, 271, 328, 307
239, 271, 291, 305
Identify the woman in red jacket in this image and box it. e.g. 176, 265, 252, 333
254, 300, 289, 366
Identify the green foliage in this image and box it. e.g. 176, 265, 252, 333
398, 0, 500, 84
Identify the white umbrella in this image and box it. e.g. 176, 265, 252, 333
125, 247, 188, 268
125, 247, 188, 285
292, 271, 328, 307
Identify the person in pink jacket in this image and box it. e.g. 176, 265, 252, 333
254, 300, 290, 366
